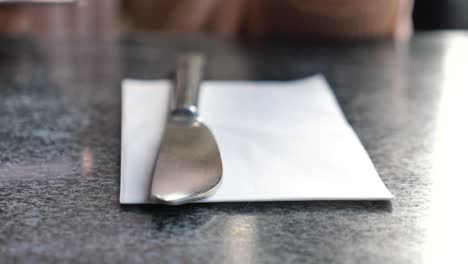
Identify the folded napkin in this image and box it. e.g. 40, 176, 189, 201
120, 75, 392, 204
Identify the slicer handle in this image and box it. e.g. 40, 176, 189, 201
172, 53, 205, 118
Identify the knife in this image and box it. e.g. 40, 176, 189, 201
150, 54, 223, 205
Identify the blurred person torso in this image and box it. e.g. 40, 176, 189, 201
0, 0, 413, 40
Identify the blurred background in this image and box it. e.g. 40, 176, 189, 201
0, 0, 467, 41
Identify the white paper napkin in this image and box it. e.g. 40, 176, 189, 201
120, 75, 392, 204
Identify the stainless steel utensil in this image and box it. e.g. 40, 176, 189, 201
150, 54, 222, 205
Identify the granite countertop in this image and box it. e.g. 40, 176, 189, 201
1, 32, 468, 263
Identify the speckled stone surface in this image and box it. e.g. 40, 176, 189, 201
1, 32, 468, 263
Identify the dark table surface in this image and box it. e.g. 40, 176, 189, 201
1, 32, 468, 263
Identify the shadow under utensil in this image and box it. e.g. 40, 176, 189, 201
120, 200, 392, 215
120, 201, 391, 241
